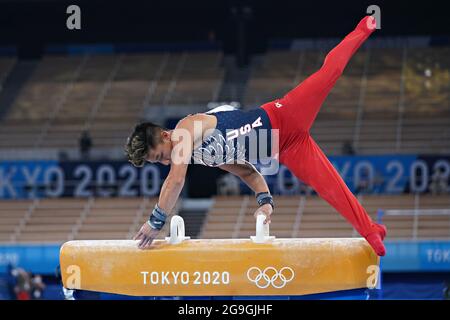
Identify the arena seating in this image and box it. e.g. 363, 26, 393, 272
0, 46, 449, 156
1, 195, 448, 244
0, 55, 85, 150
0, 200, 31, 242
0, 197, 175, 243
244, 51, 318, 105
200, 195, 450, 240
244, 46, 450, 155
0, 51, 223, 153
0, 57, 16, 86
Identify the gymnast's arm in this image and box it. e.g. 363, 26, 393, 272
156, 127, 193, 215
134, 116, 201, 248
219, 162, 269, 194
219, 162, 273, 224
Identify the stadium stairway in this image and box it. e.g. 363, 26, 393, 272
216, 55, 252, 103
178, 199, 212, 239
0, 59, 38, 120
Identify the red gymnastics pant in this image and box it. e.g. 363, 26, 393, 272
261, 16, 387, 256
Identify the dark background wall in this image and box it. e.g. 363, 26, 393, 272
1, 0, 450, 58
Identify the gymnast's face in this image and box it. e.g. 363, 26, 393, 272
146, 131, 173, 166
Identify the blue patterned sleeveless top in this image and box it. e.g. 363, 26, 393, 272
191, 105, 273, 167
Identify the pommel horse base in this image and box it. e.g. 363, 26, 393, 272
60, 215, 380, 299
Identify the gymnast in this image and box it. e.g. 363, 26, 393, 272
125, 16, 387, 256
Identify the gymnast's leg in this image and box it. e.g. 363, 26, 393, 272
271, 15, 377, 132
280, 134, 387, 256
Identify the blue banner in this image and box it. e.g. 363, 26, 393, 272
0, 161, 59, 199
59, 161, 169, 198
382, 241, 450, 272
258, 155, 450, 195
0, 244, 61, 275
1, 155, 449, 199
0, 161, 169, 199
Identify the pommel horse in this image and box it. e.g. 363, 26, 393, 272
60, 215, 380, 299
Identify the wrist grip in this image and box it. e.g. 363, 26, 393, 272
256, 192, 274, 209
148, 204, 168, 230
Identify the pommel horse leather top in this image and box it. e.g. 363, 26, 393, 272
60, 216, 380, 296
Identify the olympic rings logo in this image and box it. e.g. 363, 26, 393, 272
246, 266, 295, 289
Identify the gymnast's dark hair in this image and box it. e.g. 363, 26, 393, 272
125, 122, 165, 167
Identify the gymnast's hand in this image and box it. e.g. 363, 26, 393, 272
254, 203, 273, 225
134, 222, 160, 249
